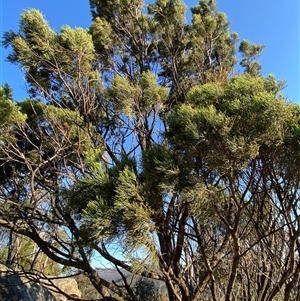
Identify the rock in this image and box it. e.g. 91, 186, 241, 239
0, 264, 58, 301
43, 277, 82, 301
0, 264, 81, 301
97, 268, 167, 296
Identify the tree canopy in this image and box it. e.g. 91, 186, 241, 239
1, 0, 300, 300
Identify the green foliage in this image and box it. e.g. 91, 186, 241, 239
66, 158, 112, 219
109, 71, 168, 117
167, 74, 290, 171
239, 39, 265, 76
142, 145, 180, 195
1, 1, 299, 301
2, 10, 55, 92
57, 26, 96, 74
134, 278, 160, 301
90, 16, 115, 54
140, 71, 168, 109
0, 233, 63, 276
90, 0, 144, 22
109, 75, 138, 117
81, 160, 155, 256
2, 9, 99, 99
0, 86, 26, 128
148, 0, 187, 29
188, 0, 238, 84
19, 9, 54, 46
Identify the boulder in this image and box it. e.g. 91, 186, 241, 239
0, 264, 58, 301
0, 264, 81, 301
43, 277, 82, 301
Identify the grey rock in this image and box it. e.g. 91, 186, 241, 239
0, 264, 81, 301
97, 268, 167, 296
0, 265, 58, 301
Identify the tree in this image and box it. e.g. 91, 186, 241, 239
134, 278, 161, 301
1, 1, 299, 300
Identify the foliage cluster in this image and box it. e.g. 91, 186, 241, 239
0, 1, 299, 301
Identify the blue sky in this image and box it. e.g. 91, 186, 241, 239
1, 0, 299, 102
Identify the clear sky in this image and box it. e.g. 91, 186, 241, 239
1, 0, 299, 102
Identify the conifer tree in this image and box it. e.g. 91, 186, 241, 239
1, 1, 300, 300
